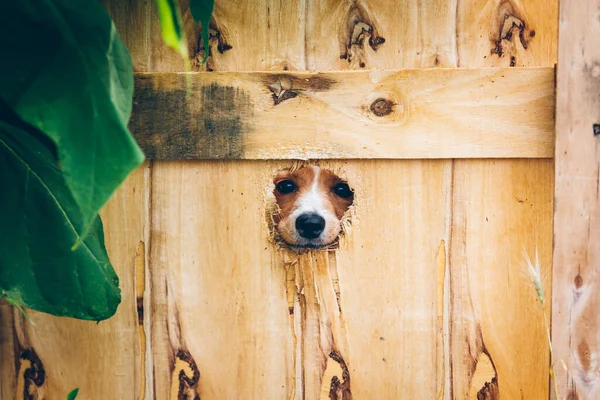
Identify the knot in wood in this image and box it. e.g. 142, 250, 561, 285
370, 98, 394, 117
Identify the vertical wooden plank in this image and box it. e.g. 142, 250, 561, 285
150, 161, 292, 399
452, 0, 557, 398
148, 1, 306, 398
552, 0, 600, 397
301, 2, 459, 398
304, 2, 458, 398
331, 160, 448, 399
208, 0, 307, 71
306, 0, 458, 69
0, 303, 16, 398
450, 159, 554, 399
457, 0, 558, 68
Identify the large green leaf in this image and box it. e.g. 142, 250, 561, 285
190, 0, 215, 63
0, 117, 120, 321
0, 1, 144, 234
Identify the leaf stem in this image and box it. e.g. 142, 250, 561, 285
5, 297, 36, 326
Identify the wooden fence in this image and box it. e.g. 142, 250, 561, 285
1, 0, 598, 398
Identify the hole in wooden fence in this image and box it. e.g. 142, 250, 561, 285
266, 163, 354, 251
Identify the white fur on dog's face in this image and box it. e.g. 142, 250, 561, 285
273, 166, 354, 248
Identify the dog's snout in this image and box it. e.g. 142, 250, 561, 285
295, 213, 325, 239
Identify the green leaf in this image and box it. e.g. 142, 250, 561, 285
0, 1, 145, 236
0, 117, 120, 321
155, 0, 189, 59
190, 0, 215, 64
67, 388, 79, 400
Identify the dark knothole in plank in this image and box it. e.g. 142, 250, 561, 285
370, 98, 394, 117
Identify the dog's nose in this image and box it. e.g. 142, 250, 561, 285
296, 213, 325, 239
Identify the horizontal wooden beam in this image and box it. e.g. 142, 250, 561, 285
130, 68, 555, 160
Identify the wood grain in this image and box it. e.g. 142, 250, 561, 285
447, 1, 558, 398
0, 302, 17, 399
305, 0, 458, 69
149, 159, 450, 399
207, 0, 306, 71
131, 68, 555, 160
146, 1, 318, 398
331, 159, 448, 399
449, 159, 554, 399
150, 161, 292, 399
303, 4, 457, 400
0, 0, 564, 399
457, 0, 558, 68
147, 2, 458, 400
146, 0, 306, 72
552, 0, 600, 398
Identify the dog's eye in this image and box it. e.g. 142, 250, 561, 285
333, 182, 353, 198
276, 180, 296, 194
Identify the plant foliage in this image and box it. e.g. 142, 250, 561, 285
0, 0, 144, 231
155, 0, 215, 65
67, 388, 79, 400
0, 0, 215, 322
155, 0, 189, 59
190, 0, 215, 63
0, 115, 120, 320
0, 0, 142, 320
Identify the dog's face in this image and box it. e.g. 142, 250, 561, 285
272, 166, 354, 249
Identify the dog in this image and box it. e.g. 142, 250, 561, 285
272, 165, 354, 249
